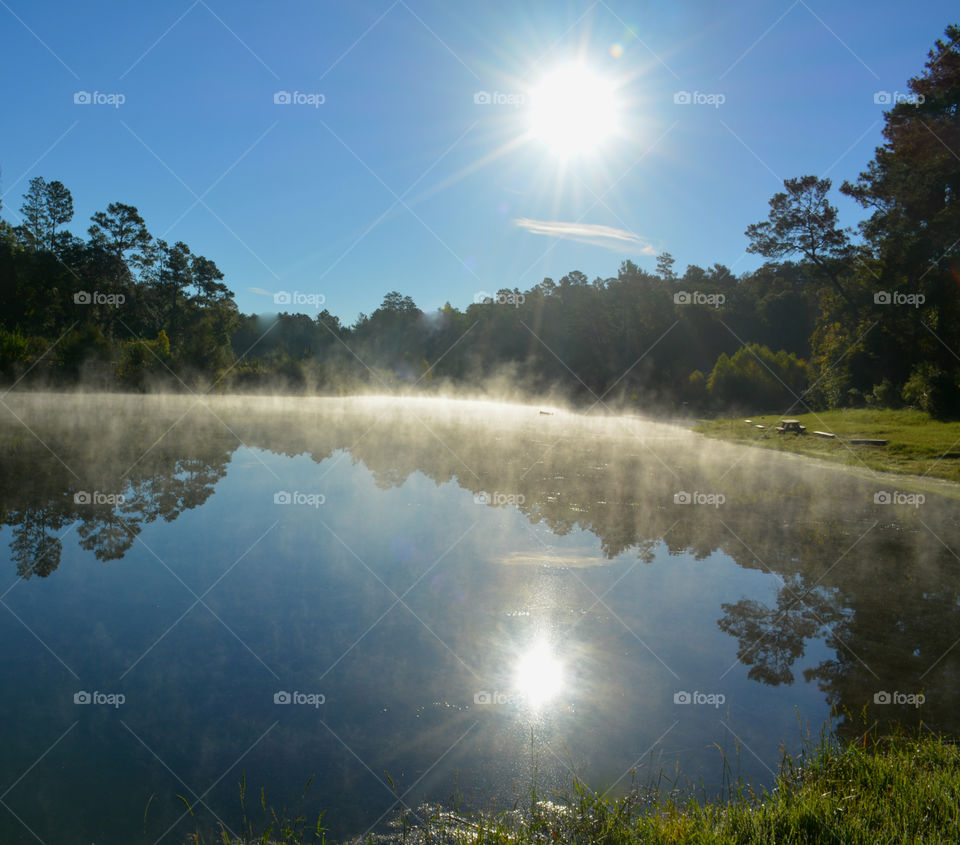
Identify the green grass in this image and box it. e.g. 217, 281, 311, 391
693, 408, 960, 485
190, 729, 960, 844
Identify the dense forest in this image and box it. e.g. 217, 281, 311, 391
1, 25, 958, 415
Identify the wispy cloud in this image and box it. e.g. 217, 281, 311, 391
513, 218, 657, 254
248, 286, 275, 297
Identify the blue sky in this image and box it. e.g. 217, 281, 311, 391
0, 0, 955, 323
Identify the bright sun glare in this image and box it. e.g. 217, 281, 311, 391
513, 642, 565, 707
529, 63, 620, 159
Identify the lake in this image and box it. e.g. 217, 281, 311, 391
0, 393, 957, 843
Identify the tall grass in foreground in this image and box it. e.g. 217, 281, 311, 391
185, 724, 960, 844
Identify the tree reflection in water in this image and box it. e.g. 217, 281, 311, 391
2, 392, 958, 742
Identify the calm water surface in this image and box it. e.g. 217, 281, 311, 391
1, 394, 957, 843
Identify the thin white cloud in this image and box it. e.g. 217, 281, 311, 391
514, 217, 657, 254
248, 286, 275, 297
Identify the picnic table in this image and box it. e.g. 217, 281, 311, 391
776, 419, 806, 434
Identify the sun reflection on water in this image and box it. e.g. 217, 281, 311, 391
513, 641, 565, 709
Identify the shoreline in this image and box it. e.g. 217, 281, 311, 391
693, 426, 960, 499
692, 410, 960, 498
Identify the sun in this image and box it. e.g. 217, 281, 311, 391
529, 62, 620, 159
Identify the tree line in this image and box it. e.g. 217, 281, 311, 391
1, 24, 957, 415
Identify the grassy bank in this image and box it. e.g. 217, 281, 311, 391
191, 730, 960, 844
694, 408, 960, 484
